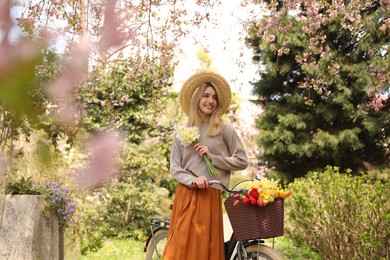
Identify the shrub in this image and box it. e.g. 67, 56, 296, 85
285, 166, 389, 259
76, 180, 172, 254
77, 192, 109, 255
366, 167, 389, 183
76, 140, 174, 254
101, 180, 171, 240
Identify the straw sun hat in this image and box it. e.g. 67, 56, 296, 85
179, 71, 232, 115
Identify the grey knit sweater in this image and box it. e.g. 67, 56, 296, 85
170, 120, 248, 189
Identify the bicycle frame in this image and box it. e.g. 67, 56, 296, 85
145, 179, 275, 260
145, 220, 263, 260
225, 232, 239, 259
144, 218, 169, 256
225, 232, 269, 260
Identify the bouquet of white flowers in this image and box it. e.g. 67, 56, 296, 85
176, 125, 218, 176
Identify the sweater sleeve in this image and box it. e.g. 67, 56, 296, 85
211, 123, 248, 171
169, 134, 197, 186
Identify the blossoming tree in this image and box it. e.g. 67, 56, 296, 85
244, 0, 389, 177
0, 0, 220, 181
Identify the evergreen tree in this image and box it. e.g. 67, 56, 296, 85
246, 0, 389, 178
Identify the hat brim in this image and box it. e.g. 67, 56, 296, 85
179, 72, 232, 115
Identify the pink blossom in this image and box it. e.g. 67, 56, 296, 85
369, 95, 388, 111
98, 0, 132, 54
56, 100, 82, 125
368, 89, 375, 97
51, 37, 92, 97
241, 1, 249, 7
309, 61, 318, 70
45, 37, 92, 126
0, 0, 12, 41
75, 131, 124, 189
39, 28, 59, 45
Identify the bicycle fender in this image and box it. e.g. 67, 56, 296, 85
144, 227, 166, 252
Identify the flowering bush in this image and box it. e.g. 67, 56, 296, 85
233, 178, 291, 207
176, 125, 218, 176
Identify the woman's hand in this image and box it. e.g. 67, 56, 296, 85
194, 176, 209, 189
194, 143, 213, 160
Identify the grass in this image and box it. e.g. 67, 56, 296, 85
79, 239, 145, 260
269, 236, 321, 260
79, 236, 320, 260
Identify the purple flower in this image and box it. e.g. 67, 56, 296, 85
39, 181, 76, 230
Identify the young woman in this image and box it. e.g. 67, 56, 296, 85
163, 71, 248, 260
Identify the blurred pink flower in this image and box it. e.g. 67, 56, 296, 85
99, 0, 132, 54
56, 100, 82, 125
0, 0, 12, 42
75, 131, 124, 189
45, 37, 92, 126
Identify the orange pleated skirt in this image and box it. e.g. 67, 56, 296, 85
163, 183, 225, 260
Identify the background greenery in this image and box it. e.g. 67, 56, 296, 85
1, 1, 388, 259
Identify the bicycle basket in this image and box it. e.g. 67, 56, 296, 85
224, 196, 284, 241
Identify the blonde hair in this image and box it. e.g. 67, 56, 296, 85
188, 83, 223, 136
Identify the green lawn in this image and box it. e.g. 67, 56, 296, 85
79, 236, 319, 260
80, 239, 145, 260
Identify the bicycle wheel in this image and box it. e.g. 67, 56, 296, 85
145, 228, 169, 260
233, 244, 284, 260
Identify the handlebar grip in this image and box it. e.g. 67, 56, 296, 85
189, 183, 198, 190
188, 180, 229, 192
189, 180, 242, 194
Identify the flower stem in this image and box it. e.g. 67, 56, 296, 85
203, 154, 218, 177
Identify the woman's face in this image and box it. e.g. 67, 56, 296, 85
198, 86, 218, 117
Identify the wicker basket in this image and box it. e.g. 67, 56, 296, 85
224, 196, 284, 241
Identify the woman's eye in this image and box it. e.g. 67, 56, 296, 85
202, 94, 217, 100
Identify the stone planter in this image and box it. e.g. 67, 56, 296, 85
0, 195, 64, 260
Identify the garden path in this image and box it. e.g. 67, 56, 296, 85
223, 213, 233, 241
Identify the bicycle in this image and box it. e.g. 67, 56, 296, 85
144, 180, 284, 260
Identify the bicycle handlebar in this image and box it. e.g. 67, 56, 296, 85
188, 180, 242, 194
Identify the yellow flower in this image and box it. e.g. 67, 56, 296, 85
176, 125, 200, 146
175, 125, 218, 177
242, 177, 285, 206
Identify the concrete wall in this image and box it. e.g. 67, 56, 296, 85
0, 195, 63, 260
